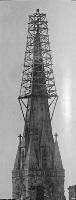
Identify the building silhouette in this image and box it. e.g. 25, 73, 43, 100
12, 9, 65, 200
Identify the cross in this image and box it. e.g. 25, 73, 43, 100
54, 133, 58, 141
18, 134, 22, 144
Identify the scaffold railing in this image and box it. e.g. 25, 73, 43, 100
18, 9, 58, 122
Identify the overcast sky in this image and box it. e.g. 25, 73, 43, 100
0, 0, 76, 199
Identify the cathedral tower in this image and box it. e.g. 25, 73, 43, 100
12, 9, 65, 200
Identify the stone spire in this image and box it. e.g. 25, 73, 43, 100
54, 133, 64, 170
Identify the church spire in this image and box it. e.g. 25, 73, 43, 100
12, 9, 65, 200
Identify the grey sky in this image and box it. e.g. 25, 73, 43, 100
0, 0, 75, 199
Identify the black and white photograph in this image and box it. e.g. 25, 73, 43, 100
0, 1, 75, 200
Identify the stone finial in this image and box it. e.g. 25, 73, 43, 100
18, 134, 22, 144
36, 9, 39, 14
54, 132, 58, 141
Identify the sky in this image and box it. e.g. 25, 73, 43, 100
0, 0, 76, 199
